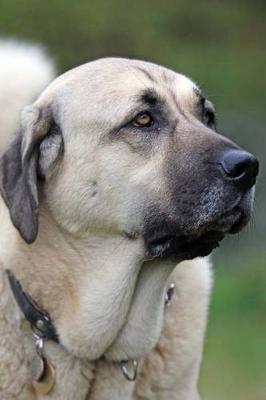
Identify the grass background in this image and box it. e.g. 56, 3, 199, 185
0, 1, 265, 398
200, 260, 266, 399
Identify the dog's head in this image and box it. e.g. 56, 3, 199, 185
0, 58, 258, 261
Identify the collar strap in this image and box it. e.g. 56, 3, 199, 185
6, 269, 59, 343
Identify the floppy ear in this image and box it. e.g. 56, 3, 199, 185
0, 105, 58, 244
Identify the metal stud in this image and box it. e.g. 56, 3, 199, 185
36, 319, 45, 331
165, 283, 175, 306
120, 359, 138, 381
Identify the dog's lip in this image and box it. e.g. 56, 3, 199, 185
211, 205, 250, 234
178, 231, 225, 257
145, 230, 225, 259
228, 209, 250, 234
144, 206, 251, 259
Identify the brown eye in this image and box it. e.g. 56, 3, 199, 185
202, 99, 216, 129
203, 109, 216, 129
133, 112, 153, 127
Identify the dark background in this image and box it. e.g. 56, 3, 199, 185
0, 1, 265, 398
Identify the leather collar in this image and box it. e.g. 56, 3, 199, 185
5, 269, 175, 382
6, 269, 59, 343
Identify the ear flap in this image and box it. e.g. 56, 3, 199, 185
0, 105, 52, 243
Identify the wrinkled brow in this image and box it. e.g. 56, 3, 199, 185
112, 89, 162, 131
135, 88, 160, 107
193, 86, 207, 106
193, 86, 203, 99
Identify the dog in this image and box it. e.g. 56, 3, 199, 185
0, 52, 258, 400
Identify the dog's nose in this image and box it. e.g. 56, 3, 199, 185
221, 149, 259, 191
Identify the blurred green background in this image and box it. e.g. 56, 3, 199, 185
0, 1, 265, 398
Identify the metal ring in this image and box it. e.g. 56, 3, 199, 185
35, 337, 44, 357
120, 359, 138, 382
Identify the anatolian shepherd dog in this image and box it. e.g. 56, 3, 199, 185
0, 45, 259, 400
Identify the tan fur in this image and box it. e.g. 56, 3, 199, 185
0, 55, 214, 400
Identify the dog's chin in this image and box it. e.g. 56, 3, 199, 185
145, 207, 250, 261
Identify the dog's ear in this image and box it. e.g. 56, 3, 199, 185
0, 105, 62, 244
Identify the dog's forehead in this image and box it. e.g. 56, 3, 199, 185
38, 58, 199, 111
87, 58, 198, 104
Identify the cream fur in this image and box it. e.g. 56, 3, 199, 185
0, 40, 56, 154
0, 50, 213, 400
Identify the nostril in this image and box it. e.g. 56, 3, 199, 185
221, 149, 259, 190
223, 158, 246, 178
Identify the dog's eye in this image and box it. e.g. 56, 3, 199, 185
202, 99, 216, 129
133, 112, 154, 128
203, 109, 216, 128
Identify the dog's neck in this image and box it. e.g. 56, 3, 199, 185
1, 201, 177, 363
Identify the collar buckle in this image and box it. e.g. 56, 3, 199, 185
6, 269, 59, 343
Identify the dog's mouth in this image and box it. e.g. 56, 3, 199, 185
146, 231, 225, 260
145, 207, 249, 260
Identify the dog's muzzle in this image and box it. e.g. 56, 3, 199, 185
144, 147, 259, 261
